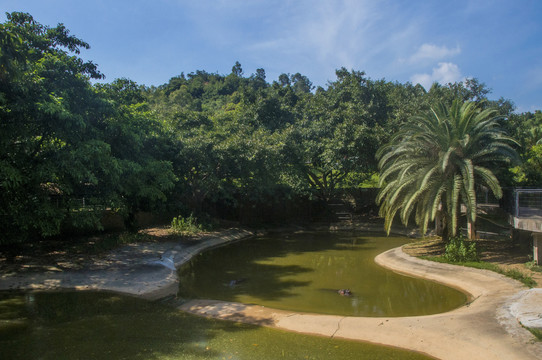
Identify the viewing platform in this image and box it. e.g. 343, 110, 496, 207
505, 189, 542, 263
507, 189, 542, 233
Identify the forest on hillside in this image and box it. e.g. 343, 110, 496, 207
1, 12, 541, 243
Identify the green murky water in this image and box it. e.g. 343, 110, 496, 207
0, 291, 433, 360
179, 231, 466, 316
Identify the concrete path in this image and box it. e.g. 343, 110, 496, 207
1, 228, 542, 359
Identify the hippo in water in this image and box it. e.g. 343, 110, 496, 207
228, 278, 247, 287
338, 289, 352, 296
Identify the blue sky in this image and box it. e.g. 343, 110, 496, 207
3, 0, 542, 112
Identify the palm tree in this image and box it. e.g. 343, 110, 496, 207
376, 100, 517, 240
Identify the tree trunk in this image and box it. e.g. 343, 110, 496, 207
124, 209, 138, 232
435, 209, 447, 235
435, 207, 450, 242
467, 219, 477, 240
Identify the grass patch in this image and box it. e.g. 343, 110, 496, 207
525, 261, 542, 273
423, 256, 537, 288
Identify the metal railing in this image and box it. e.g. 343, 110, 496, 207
509, 188, 542, 218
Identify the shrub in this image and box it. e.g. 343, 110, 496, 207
444, 235, 480, 262
170, 214, 203, 235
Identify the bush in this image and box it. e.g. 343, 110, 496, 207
170, 214, 203, 235
444, 235, 480, 262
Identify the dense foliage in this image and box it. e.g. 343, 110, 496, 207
1, 12, 539, 243
507, 110, 542, 186
0, 13, 175, 241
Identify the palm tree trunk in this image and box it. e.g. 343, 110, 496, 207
435, 206, 450, 242
467, 219, 476, 240
435, 209, 449, 241
435, 210, 444, 235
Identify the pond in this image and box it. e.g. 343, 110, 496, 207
179, 231, 466, 316
0, 291, 433, 360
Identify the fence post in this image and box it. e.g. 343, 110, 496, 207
514, 189, 519, 217
534, 234, 542, 265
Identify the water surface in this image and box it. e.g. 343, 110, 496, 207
0, 291, 433, 360
179, 231, 466, 316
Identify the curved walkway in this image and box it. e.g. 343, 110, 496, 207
0, 228, 254, 300
179, 246, 542, 360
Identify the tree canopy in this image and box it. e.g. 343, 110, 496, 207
1, 12, 538, 244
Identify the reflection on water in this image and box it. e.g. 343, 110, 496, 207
0, 291, 432, 360
179, 231, 466, 316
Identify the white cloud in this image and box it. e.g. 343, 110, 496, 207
169, 1, 464, 86
409, 43, 461, 64
411, 62, 463, 89
245, 0, 392, 81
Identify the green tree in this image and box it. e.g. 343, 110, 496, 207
0, 12, 109, 241
426, 79, 515, 117
508, 110, 542, 186
231, 61, 243, 77
96, 79, 176, 230
376, 100, 517, 240
298, 69, 387, 201
0, 13, 176, 240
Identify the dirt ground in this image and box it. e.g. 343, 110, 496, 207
0, 226, 214, 274
1, 224, 541, 287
